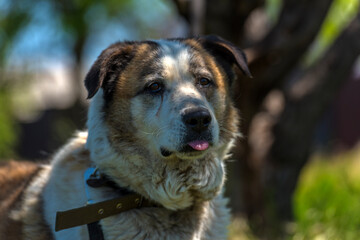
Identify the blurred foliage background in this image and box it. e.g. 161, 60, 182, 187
0, 0, 360, 239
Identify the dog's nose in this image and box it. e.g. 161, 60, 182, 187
182, 108, 212, 133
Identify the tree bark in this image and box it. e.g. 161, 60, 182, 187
265, 12, 360, 221
173, 0, 264, 42
204, 0, 264, 44
233, 0, 333, 227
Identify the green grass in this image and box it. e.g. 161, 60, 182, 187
293, 146, 360, 240
0, 90, 18, 159
229, 146, 360, 240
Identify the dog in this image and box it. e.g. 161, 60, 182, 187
0, 35, 251, 240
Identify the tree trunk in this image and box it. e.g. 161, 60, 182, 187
265, 13, 360, 222
233, 0, 333, 228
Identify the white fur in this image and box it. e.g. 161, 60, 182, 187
155, 40, 191, 76
43, 133, 89, 239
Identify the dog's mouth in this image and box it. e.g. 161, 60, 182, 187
160, 148, 173, 157
160, 140, 210, 158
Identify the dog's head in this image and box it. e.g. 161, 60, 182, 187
85, 36, 250, 209
85, 36, 250, 160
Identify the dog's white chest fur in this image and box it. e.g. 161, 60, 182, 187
40, 131, 230, 240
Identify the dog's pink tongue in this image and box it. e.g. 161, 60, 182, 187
188, 140, 209, 151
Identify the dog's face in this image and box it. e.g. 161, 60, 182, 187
85, 36, 250, 161
85, 36, 250, 209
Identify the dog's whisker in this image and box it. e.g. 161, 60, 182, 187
138, 125, 169, 137
154, 125, 171, 137
219, 127, 233, 134
139, 130, 157, 135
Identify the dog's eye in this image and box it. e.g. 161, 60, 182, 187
148, 82, 163, 93
198, 78, 211, 87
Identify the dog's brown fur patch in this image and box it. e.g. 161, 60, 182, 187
0, 161, 40, 239
105, 42, 161, 152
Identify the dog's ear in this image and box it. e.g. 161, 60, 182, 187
85, 43, 135, 99
198, 35, 252, 79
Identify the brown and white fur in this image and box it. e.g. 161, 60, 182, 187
0, 35, 251, 240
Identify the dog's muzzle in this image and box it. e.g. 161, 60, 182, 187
182, 107, 212, 133
160, 107, 214, 158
